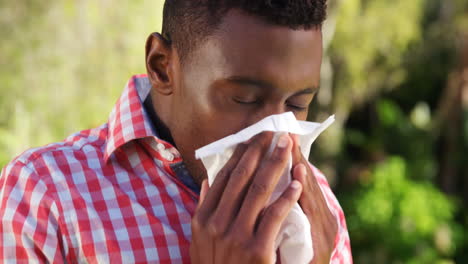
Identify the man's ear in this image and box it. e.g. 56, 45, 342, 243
145, 32, 175, 95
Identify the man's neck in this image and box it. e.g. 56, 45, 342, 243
144, 94, 176, 146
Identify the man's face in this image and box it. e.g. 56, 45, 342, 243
168, 10, 323, 182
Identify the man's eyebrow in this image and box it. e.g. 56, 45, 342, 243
292, 87, 319, 96
225, 76, 272, 89
225, 75, 319, 95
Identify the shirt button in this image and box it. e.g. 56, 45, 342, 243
163, 152, 174, 161
156, 143, 165, 151
168, 147, 181, 158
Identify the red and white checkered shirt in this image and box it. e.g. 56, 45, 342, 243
0, 74, 352, 263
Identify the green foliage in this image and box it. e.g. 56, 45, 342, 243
1, 1, 467, 263
0, 0, 164, 166
317, 0, 468, 262
374, 99, 438, 181
330, 0, 424, 115
346, 157, 461, 263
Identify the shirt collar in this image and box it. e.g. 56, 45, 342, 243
104, 74, 163, 162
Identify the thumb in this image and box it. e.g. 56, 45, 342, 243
289, 133, 302, 165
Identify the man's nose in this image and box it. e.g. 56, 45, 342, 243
248, 103, 286, 126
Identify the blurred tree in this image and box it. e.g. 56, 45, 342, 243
309, 0, 468, 262
1, 0, 467, 263
0, 0, 164, 165
344, 157, 462, 263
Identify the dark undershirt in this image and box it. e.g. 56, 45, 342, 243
143, 95, 175, 146
143, 96, 201, 195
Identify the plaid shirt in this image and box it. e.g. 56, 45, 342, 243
0, 74, 352, 263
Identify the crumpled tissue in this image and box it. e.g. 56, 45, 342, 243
195, 112, 335, 264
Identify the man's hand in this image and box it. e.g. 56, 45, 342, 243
190, 133, 303, 264
290, 134, 338, 264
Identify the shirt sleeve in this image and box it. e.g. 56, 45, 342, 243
0, 160, 66, 263
310, 165, 353, 264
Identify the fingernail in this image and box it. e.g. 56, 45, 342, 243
277, 135, 289, 148
291, 180, 301, 189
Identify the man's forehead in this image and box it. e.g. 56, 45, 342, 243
214, 9, 322, 49
203, 21, 322, 89
181, 9, 323, 93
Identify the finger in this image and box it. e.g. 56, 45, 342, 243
298, 160, 322, 193
192, 146, 247, 264
292, 163, 307, 186
190, 228, 214, 264
293, 161, 326, 216
290, 133, 303, 165
289, 133, 312, 187
255, 180, 302, 246
197, 179, 209, 209
189, 241, 201, 264
196, 143, 247, 220
290, 133, 300, 146
209, 132, 273, 234
192, 178, 216, 264
234, 134, 292, 233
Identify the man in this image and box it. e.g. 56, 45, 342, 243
0, 0, 352, 263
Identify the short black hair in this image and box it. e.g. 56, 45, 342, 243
162, 0, 327, 61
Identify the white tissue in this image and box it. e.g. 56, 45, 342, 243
195, 112, 335, 264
